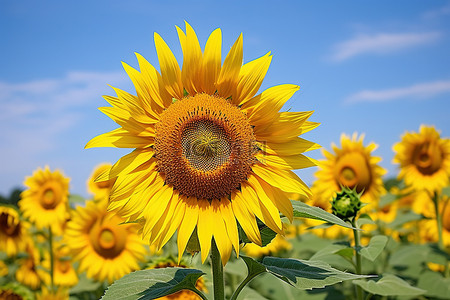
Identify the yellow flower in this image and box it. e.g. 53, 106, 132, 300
85, 22, 319, 265
16, 239, 41, 290
36, 287, 69, 300
377, 201, 398, 224
65, 200, 146, 283
87, 163, 116, 202
393, 125, 450, 193
0, 206, 28, 257
150, 258, 207, 300
243, 234, 291, 258
421, 197, 450, 248
38, 243, 78, 288
312, 133, 386, 211
0, 260, 8, 277
19, 166, 70, 234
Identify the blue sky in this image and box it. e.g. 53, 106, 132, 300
1, 0, 449, 197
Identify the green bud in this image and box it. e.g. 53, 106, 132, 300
331, 186, 363, 221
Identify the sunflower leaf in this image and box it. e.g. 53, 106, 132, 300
359, 235, 388, 261
238, 222, 277, 247
291, 201, 356, 230
101, 268, 205, 300
417, 270, 450, 299
353, 274, 426, 296
261, 256, 373, 290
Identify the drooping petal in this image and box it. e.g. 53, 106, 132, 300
231, 191, 261, 245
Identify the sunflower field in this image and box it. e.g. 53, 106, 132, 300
1, 23, 450, 300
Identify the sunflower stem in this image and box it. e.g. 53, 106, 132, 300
49, 226, 55, 290
211, 239, 225, 300
432, 192, 445, 251
352, 219, 364, 300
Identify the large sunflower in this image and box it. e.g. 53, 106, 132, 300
19, 166, 70, 234
312, 133, 386, 210
85, 22, 319, 265
65, 200, 146, 284
393, 125, 450, 193
0, 206, 28, 257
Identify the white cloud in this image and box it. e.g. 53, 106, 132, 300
345, 80, 450, 104
330, 32, 441, 61
422, 4, 450, 19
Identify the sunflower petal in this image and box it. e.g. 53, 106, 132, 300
216, 33, 243, 98
178, 21, 203, 95
202, 28, 222, 94
231, 191, 262, 246
177, 197, 199, 262
85, 128, 153, 149
197, 200, 214, 263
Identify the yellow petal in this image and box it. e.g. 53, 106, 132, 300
157, 194, 187, 248
197, 200, 214, 263
231, 191, 262, 246
258, 138, 320, 155
177, 197, 199, 262
216, 33, 243, 99
210, 199, 232, 266
85, 128, 153, 149
178, 22, 203, 95
202, 28, 222, 94
109, 86, 160, 122
98, 107, 155, 137
154, 32, 183, 99
255, 152, 317, 170
234, 52, 272, 106
255, 177, 293, 223
109, 148, 154, 179
142, 185, 174, 236
219, 198, 240, 256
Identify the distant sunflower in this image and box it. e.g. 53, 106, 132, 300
65, 200, 146, 283
39, 243, 78, 287
19, 166, 70, 234
36, 287, 69, 300
85, 22, 319, 265
87, 163, 116, 202
393, 125, 450, 193
0, 206, 27, 257
242, 234, 291, 258
16, 239, 41, 290
313, 133, 386, 209
150, 258, 207, 300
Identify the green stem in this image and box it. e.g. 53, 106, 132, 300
352, 219, 364, 300
230, 269, 264, 300
211, 239, 225, 300
49, 226, 54, 290
432, 192, 444, 251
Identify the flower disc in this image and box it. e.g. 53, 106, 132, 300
155, 93, 256, 200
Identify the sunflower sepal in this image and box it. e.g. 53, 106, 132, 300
331, 186, 364, 222
101, 268, 207, 300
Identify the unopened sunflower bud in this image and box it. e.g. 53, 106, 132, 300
331, 186, 363, 221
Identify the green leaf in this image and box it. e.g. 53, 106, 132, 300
101, 267, 205, 300
417, 270, 450, 299
291, 200, 356, 230
387, 210, 423, 229
70, 272, 102, 294
359, 235, 388, 262
241, 256, 268, 276
378, 193, 397, 208
441, 186, 450, 197
353, 274, 426, 296
261, 256, 372, 290
68, 194, 85, 204
335, 248, 354, 259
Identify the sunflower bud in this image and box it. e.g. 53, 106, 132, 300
331, 186, 363, 221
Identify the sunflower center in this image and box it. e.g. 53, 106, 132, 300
0, 212, 20, 237
90, 218, 127, 259
412, 142, 442, 175
0, 290, 23, 300
155, 93, 256, 200
58, 260, 71, 273
40, 183, 62, 210
334, 152, 371, 193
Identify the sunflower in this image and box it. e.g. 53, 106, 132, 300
150, 258, 207, 300
419, 196, 450, 248
85, 22, 319, 265
39, 243, 78, 287
0, 206, 28, 257
0, 260, 8, 277
312, 133, 386, 211
36, 287, 69, 300
393, 125, 450, 193
65, 200, 146, 283
242, 234, 291, 258
19, 166, 70, 234
87, 163, 116, 202
16, 238, 41, 290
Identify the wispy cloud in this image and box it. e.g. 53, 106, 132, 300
345, 80, 450, 104
422, 3, 450, 19
0, 71, 128, 192
330, 32, 441, 62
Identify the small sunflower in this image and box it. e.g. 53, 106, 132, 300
0, 206, 28, 257
393, 125, 450, 193
85, 22, 319, 265
312, 133, 386, 210
39, 243, 78, 288
65, 200, 146, 284
36, 287, 69, 300
420, 196, 450, 248
19, 166, 70, 234
242, 234, 291, 258
150, 258, 207, 300
16, 239, 41, 290
87, 163, 116, 202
